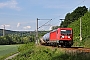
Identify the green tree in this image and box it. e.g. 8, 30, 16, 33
61, 6, 88, 27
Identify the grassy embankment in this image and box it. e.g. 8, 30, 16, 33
68, 11, 90, 47
11, 43, 90, 60
0, 45, 19, 60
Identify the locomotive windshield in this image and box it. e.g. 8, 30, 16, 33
61, 30, 71, 34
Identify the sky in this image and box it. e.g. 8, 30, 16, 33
0, 0, 89, 31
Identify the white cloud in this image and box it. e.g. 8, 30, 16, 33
5, 25, 10, 27
23, 26, 31, 29
0, 24, 10, 29
49, 26, 53, 30
1, 24, 10, 27
0, 0, 21, 11
17, 23, 20, 27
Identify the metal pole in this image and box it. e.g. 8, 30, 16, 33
36, 18, 38, 44
36, 18, 52, 45
80, 18, 82, 41
3, 25, 5, 36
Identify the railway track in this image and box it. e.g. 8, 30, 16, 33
40, 45, 90, 53
64, 47, 90, 53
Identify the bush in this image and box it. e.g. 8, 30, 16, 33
12, 43, 90, 60
0, 35, 35, 45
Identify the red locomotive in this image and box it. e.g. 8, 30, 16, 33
40, 28, 73, 47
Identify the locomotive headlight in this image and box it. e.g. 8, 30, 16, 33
62, 36, 64, 38
68, 36, 70, 38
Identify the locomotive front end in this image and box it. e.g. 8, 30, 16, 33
58, 28, 73, 47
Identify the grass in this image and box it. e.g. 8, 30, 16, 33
12, 43, 65, 60
11, 43, 90, 60
0, 45, 19, 60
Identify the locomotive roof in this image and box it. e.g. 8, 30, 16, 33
51, 28, 72, 32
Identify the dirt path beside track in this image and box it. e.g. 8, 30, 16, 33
40, 45, 90, 53
5, 52, 20, 60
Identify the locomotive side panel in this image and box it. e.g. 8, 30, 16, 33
50, 31, 57, 41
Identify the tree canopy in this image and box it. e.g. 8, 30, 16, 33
60, 6, 88, 27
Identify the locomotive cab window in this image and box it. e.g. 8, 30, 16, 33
61, 30, 71, 34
